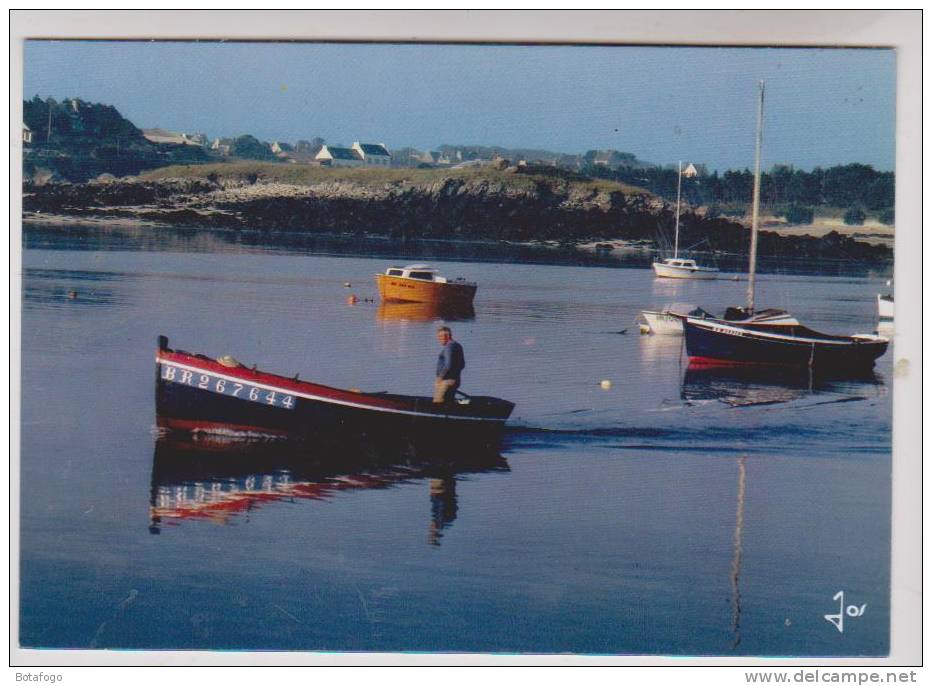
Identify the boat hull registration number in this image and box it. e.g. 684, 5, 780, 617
160, 363, 296, 410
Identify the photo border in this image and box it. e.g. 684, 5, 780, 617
8, 9, 922, 668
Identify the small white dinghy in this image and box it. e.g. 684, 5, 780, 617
640, 304, 696, 335
640, 305, 800, 336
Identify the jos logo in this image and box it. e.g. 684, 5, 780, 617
824, 591, 866, 633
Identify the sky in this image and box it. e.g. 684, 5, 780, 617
23, 41, 896, 172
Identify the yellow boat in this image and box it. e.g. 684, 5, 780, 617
375, 264, 477, 305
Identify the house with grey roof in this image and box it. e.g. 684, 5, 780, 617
351, 142, 391, 167
316, 145, 364, 167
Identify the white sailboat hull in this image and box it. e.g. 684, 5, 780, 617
641, 310, 684, 335
652, 261, 719, 279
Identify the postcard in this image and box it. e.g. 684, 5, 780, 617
10, 10, 921, 671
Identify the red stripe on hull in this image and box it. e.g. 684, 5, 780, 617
688, 356, 790, 368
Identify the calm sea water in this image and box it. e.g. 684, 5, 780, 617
19, 227, 892, 656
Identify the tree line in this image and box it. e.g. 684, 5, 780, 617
584, 162, 895, 225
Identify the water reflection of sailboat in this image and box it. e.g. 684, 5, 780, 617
731, 456, 746, 650
148, 434, 508, 538
377, 300, 475, 323
681, 363, 883, 408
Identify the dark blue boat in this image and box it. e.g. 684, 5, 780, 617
683, 317, 889, 370
679, 82, 889, 371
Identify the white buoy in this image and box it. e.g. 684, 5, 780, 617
600, 380, 612, 390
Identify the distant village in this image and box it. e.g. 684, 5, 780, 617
17, 97, 691, 176
22, 98, 895, 227
130, 127, 634, 172
19, 96, 668, 183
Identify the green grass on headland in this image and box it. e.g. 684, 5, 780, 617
140, 161, 649, 196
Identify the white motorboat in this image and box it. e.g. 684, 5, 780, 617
651, 258, 719, 279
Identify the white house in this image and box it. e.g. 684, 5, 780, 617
315, 145, 364, 168
271, 141, 296, 155
23, 123, 33, 145
351, 142, 391, 167
211, 138, 233, 156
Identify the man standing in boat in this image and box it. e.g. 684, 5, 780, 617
434, 326, 465, 403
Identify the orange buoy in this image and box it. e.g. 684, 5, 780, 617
347, 294, 358, 305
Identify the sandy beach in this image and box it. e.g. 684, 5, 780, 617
735, 214, 894, 247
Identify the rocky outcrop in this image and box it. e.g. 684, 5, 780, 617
22, 171, 892, 263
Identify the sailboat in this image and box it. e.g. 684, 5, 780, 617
682, 82, 889, 370
651, 161, 720, 279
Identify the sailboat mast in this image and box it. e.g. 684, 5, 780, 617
673, 160, 683, 259
747, 81, 765, 313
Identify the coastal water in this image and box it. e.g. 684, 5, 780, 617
19, 227, 892, 656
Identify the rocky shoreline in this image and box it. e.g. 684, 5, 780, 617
22, 169, 893, 264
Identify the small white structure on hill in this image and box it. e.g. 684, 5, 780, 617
211, 138, 233, 156
271, 141, 296, 156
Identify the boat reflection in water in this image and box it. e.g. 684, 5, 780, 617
376, 300, 476, 323
681, 363, 884, 408
148, 434, 508, 541
638, 327, 686, 367
428, 477, 458, 546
